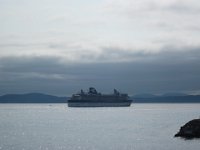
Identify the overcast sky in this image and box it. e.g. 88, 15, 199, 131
0, 0, 200, 96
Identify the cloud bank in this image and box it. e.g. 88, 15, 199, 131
0, 0, 200, 95
0, 46, 200, 95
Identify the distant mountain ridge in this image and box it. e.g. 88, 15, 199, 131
0, 93, 68, 103
133, 92, 188, 98
0, 93, 200, 103
161, 93, 188, 97
133, 93, 157, 98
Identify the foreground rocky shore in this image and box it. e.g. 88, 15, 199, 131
175, 119, 200, 139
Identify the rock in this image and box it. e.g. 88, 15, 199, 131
175, 119, 200, 139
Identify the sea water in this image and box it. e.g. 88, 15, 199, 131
0, 104, 200, 150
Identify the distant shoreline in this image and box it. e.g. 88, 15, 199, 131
1, 93, 200, 103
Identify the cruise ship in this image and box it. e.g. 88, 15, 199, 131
68, 87, 132, 107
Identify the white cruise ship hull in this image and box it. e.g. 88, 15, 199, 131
68, 102, 132, 107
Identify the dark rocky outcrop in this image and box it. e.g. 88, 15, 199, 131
175, 119, 200, 139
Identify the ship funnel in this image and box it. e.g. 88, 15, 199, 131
89, 87, 98, 94
114, 89, 120, 95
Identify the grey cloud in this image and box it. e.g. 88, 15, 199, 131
0, 56, 63, 74
0, 43, 48, 48
99, 45, 200, 63
108, 0, 200, 33
48, 44, 66, 49
0, 46, 200, 96
0, 56, 78, 96
163, 2, 200, 14
0, 40, 69, 50
109, 0, 200, 16
186, 26, 200, 32
134, 1, 200, 14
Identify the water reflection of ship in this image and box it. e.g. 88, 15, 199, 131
68, 87, 132, 107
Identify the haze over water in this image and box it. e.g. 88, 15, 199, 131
0, 104, 200, 150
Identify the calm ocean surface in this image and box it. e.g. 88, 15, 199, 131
0, 104, 200, 150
